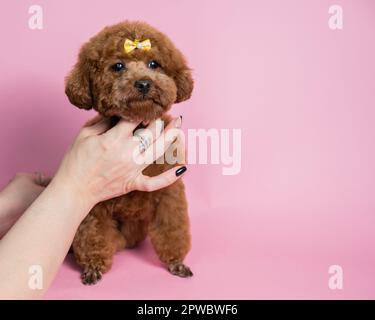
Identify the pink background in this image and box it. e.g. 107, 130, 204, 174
1, 0, 375, 299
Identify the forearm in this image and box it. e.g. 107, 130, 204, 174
0, 178, 92, 299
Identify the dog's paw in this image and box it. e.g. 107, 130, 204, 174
168, 263, 193, 278
81, 268, 102, 285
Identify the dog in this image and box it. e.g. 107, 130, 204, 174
65, 21, 193, 285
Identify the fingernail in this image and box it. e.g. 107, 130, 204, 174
175, 116, 182, 128
175, 166, 187, 177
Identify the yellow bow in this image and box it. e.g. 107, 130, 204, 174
124, 38, 152, 53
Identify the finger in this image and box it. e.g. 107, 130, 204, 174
105, 118, 140, 138
138, 119, 165, 142
30, 172, 50, 187
80, 116, 112, 137
83, 115, 103, 127
133, 118, 165, 151
11, 172, 36, 184
135, 116, 180, 158
140, 118, 183, 165
135, 166, 187, 192
39, 174, 52, 187
32, 172, 42, 185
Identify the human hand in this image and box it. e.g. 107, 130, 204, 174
0, 172, 51, 237
2, 172, 50, 213
53, 115, 186, 210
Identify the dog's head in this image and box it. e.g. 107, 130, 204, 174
65, 21, 193, 122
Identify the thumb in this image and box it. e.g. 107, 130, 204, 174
134, 166, 187, 192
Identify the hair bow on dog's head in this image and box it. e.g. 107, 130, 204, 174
124, 38, 152, 53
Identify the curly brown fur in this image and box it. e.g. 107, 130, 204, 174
65, 21, 193, 285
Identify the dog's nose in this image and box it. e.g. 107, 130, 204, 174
134, 80, 151, 94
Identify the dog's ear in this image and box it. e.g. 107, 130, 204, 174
174, 68, 194, 103
65, 56, 93, 110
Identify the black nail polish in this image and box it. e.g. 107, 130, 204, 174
175, 166, 187, 177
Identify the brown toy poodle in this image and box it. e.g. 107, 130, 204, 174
65, 21, 193, 285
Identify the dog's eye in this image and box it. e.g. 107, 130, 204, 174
148, 60, 160, 69
111, 62, 125, 72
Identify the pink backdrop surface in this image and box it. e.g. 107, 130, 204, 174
1, 0, 375, 299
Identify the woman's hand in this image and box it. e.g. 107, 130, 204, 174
0, 115, 186, 299
0, 172, 51, 238
53, 115, 186, 211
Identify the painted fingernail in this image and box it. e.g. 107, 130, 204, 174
175, 116, 182, 128
175, 166, 187, 177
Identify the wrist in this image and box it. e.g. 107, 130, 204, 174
47, 174, 95, 221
